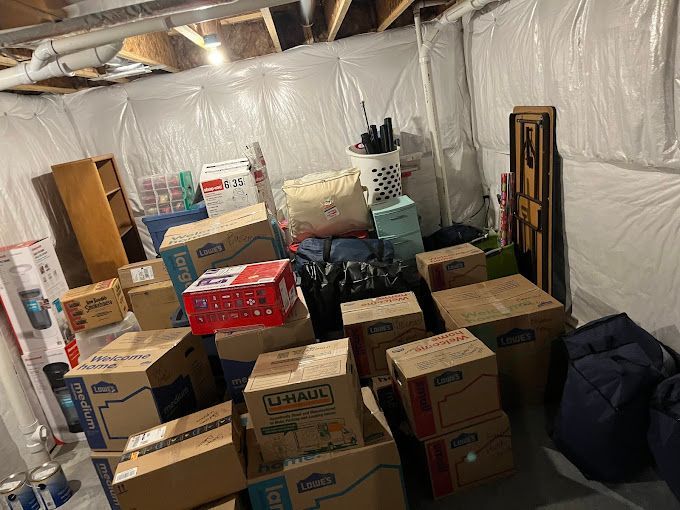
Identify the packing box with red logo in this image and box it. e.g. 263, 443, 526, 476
247, 387, 407, 510
64, 328, 217, 451
129, 281, 179, 331
117, 259, 170, 308
160, 203, 285, 305
112, 401, 246, 510
215, 288, 315, 404
243, 338, 364, 462
0, 238, 74, 353
432, 274, 564, 405
422, 412, 514, 499
21, 342, 84, 444
386, 329, 501, 440
91, 451, 123, 510
183, 259, 297, 335
341, 292, 427, 378
416, 243, 487, 292
61, 279, 128, 333
200, 159, 260, 218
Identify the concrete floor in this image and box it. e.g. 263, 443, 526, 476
54, 404, 679, 510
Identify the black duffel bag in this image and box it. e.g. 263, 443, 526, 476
552, 313, 677, 482
294, 237, 394, 273
649, 374, 680, 501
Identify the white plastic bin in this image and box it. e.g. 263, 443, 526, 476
75, 312, 140, 361
347, 146, 401, 205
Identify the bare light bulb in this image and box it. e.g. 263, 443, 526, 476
208, 48, 225, 65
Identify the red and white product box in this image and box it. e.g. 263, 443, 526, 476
183, 260, 297, 335
200, 159, 260, 218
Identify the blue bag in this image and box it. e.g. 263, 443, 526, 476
294, 237, 394, 272
552, 313, 676, 481
649, 374, 680, 501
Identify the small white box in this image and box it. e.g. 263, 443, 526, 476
200, 159, 260, 217
0, 238, 74, 353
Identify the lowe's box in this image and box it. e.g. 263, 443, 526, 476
243, 338, 363, 462
247, 387, 407, 510
65, 328, 217, 451
416, 243, 487, 292
91, 451, 122, 510
432, 274, 564, 405
159, 203, 285, 306
215, 288, 315, 404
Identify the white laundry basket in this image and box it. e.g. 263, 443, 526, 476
346, 146, 401, 205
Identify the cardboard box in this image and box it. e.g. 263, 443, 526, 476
200, 159, 260, 218
129, 281, 178, 331
423, 412, 514, 499
62, 279, 128, 333
369, 375, 401, 426
112, 402, 246, 510
247, 387, 407, 510
0, 238, 74, 353
386, 329, 501, 440
64, 328, 217, 451
416, 243, 487, 292
21, 342, 84, 444
117, 259, 170, 308
432, 275, 565, 405
160, 203, 284, 306
341, 292, 427, 377
91, 451, 123, 510
196, 494, 242, 510
215, 288, 315, 404
183, 260, 297, 335
244, 338, 364, 462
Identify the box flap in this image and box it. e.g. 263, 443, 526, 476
128, 280, 174, 296
341, 292, 421, 324
432, 274, 562, 328
416, 243, 484, 264
62, 278, 117, 299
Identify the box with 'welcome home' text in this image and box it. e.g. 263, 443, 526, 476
244, 338, 363, 462
387, 329, 501, 440
64, 328, 217, 451
160, 203, 285, 306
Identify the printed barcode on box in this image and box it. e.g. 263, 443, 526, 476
130, 265, 155, 284
127, 426, 166, 450
113, 467, 137, 484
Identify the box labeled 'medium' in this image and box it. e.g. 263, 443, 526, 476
244, 338, 364, 463
183, 260, 297, 335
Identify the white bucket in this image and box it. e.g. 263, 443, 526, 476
346, 146, 401, 205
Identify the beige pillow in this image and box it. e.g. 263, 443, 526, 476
282, 168, 370, 242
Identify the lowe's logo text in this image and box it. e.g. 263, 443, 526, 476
434, 371, 462, 386
91, 381, 118, 394
368, 322, 393, 335
498, 328, 536, 348
296, 472, 336, 493
445, 260, 465, 271
451, 432, 478, 448
197, 242, 225, 258
264, 384, 333, 415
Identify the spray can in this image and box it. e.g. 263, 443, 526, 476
0, 472, 41, 510
28, 462, 72, 509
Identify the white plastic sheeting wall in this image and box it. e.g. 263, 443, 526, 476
465, 0, 680, 350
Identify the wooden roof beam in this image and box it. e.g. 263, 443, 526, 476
173, 25, 207, 49
324, 0, 353, 42
219, 11, 264, 25
261, 7, 282, 52
376, 0, 416, 32
119, 32, 181, 72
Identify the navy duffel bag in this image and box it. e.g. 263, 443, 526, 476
649, 374, 680, 500
552, 313, 677, 481
294, 237, 394, 272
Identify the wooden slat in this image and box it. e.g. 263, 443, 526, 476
10, 83, 78, 94
174, 25, 207, 49
260, 7, 282, 52
376, 0, 415, 32
119, 32, 180, 72
219, 10, 264, 25
324, 0, 352, 41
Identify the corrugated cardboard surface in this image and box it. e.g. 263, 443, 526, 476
129, 280, 178, 330
387, 329, 500, 440
113, 402, 246, 510
423, 412, 514, 499
91, 451, 123, 510
195, 494, 241, 510
117, 259, 169, 290
64, 329, 216, 451
341, 292, 427, 377
62, 278, 128, 332
432, 275, 564, 405
416, 243, 487, 292
244, 339, 364, 462
247, 388, 407, 510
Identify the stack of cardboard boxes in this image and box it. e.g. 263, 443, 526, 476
117, 259, 177, 330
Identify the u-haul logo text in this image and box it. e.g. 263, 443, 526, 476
434, 370, 462, 386
296, 472, 336, 493
368, 321, 393, 335
497, 328, 536, 348
451, 432, 478, 448
264, 384, 334, 415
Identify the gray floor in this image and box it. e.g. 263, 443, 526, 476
53, 405, 679, 510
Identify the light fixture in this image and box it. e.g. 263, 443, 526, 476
207, 48, 225, 65
203, 33, 221, 49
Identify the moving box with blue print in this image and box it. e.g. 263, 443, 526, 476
159, 202, 286, 306
64, 328, 217, 451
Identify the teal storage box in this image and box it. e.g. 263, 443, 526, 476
382, 231, 424, 261
371, 196, 424, 260
142, 202, 208, 255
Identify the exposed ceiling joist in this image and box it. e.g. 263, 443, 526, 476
376, 0, 416, 32
2, 0, 64, 30
173, 25, 206, 49
260, 7, 282, 52
324, 0, 352, 42
219, 11, 264, 25
119, 33, 181, 72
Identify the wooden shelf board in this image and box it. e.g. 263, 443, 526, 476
106, 187, 121, 198
119, 225, 133, 237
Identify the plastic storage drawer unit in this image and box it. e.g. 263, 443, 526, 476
371, 196, 424, 260
142, 202, 208, 255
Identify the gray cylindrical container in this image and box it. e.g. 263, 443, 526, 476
0, 472, 41, 510
28, 462, 72, 509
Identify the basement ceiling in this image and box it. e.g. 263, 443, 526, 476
0, 0, 452, 94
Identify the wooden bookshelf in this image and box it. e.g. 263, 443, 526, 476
52, 154, 145, 282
